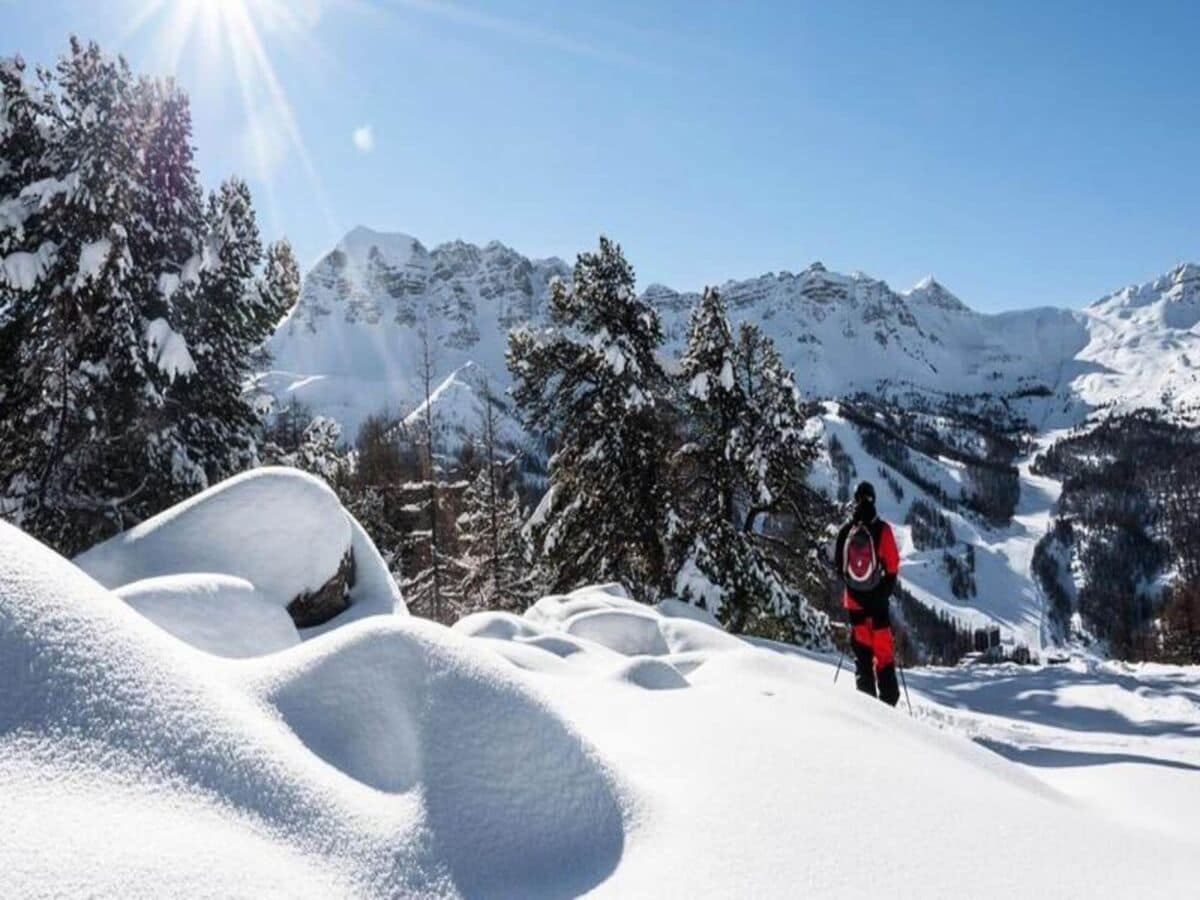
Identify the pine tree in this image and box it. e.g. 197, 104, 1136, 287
273, 415, 347, 484
0, 54, 56, 519
6, 39, 159, 552
670, 288, 828, 645
507, 236, 671, 602
175, 179, 298, 485
457, 381, 533, 613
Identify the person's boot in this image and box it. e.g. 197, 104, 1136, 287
853, 641, 877, 698
876, 663, 900, 707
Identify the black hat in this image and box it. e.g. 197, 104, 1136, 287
854, 481, 876, 504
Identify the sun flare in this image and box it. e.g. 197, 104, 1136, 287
123, 0, 338, 234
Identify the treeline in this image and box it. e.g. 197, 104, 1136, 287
891, 584, 975, 666
0, 39, 299, 555
1031, 411, 1200, 661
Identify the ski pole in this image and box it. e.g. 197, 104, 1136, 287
897, 657, 913, 716
833, 650, 845, 683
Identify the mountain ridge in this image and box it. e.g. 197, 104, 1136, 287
262, 226, 1200, 442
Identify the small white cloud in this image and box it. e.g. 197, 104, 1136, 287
352, 125, 375, 153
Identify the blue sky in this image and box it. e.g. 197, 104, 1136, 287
2, 0, 1197, 311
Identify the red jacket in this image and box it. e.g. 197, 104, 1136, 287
834, 517, 900, 613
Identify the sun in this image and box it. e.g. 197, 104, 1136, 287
122, 0, 339, 231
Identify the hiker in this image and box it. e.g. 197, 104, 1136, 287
833, 481, 901, 706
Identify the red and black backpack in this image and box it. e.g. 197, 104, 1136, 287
842, 523, 882, 590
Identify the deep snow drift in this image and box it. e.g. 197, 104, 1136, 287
2, 471, 1199, 897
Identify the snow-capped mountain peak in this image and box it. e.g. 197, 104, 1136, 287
336, 225, 427, 264
905, 275, 969, 312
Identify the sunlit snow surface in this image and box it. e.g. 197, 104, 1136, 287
2, 475, 1198, 898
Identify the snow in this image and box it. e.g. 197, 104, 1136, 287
157, 271, 181, 300
115, 573, 299, 658
76, 237, 112, 282
3, 515, 1199, 897
144, 316, 196, 382
75, 467, 405, 628
0, 242, 55, 290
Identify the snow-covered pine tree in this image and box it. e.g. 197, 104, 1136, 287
0, 54, 56, 519
507, 236, 671, 602
273, 415, 347, 484
731, 321, 828, 645
457, 381, 533, 613
1, 40, 298, 553
124, 75, 208, 513
671, 289, 828, 645
174, 179, 299, 485
672, 286, 762, 626
457, 461, 531, 614
3, 39, 167, 552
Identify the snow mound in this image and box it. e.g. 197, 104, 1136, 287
453, 610, 544, 642
526, 585, 744, 659
116, 573, 299, 658
246, 618, 626, 896
75, 467, 405, 633
655, 595, 724, 627
566, 608, 672, 657
607, 656, 689, 691
0, 520, 626, 898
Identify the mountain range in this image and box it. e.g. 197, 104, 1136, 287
262, 226, 1200, 441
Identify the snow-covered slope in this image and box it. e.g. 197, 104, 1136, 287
399, 360, 532, 456
3, 517, 1198, 897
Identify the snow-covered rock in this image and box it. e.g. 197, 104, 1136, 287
75, 466, 405, 630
